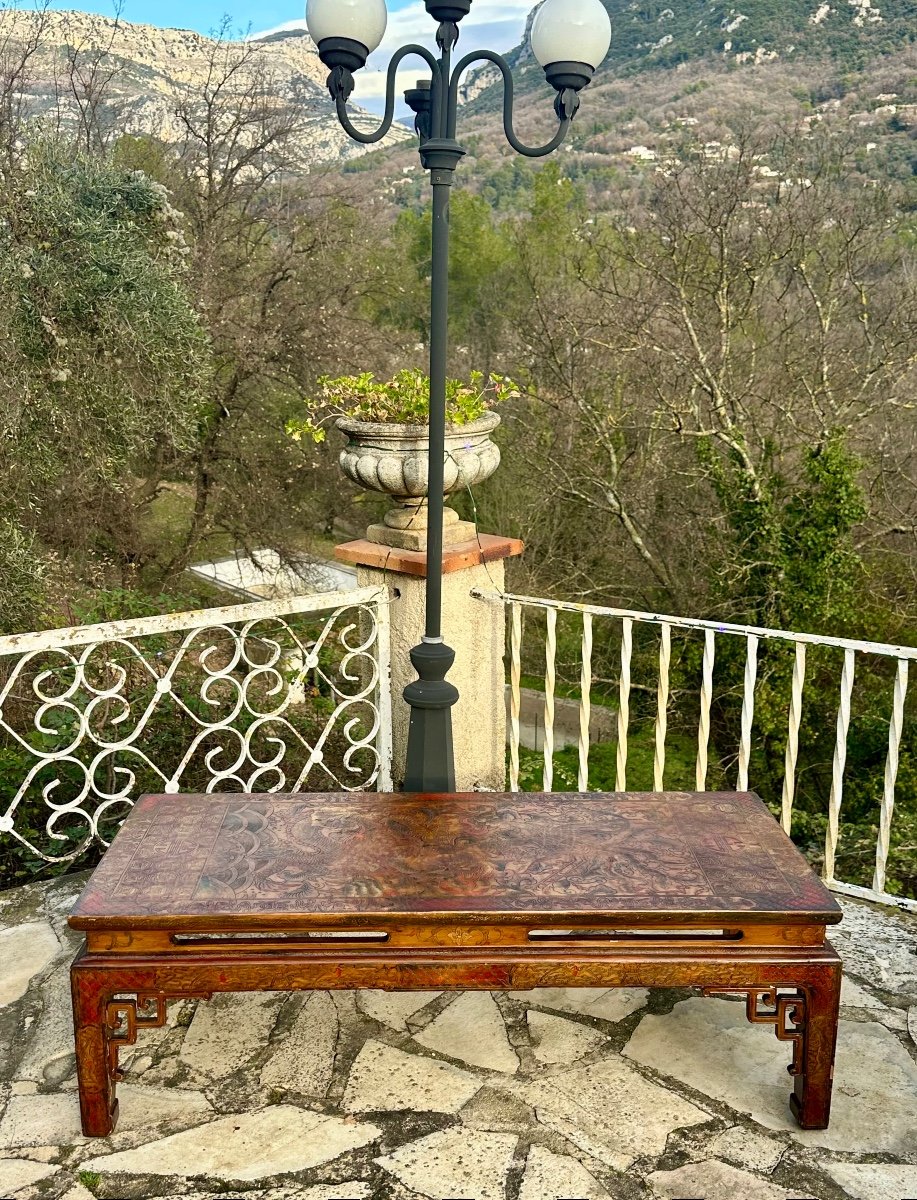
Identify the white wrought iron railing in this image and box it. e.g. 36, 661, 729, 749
0, 588, 392, 866
476, 589, 917, 913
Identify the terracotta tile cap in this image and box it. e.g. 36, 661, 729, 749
334, 534, 524, 578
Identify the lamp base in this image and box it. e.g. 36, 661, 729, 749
403, 640, 458, 793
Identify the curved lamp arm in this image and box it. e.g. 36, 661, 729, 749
334, 44, 442, 145
447, 50, 571, 158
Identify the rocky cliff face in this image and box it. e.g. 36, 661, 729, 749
0, 9, 410, 168
461, 0, 916, 110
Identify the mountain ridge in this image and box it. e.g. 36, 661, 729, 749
462, 0, 917, 110
0, 9, 410, 168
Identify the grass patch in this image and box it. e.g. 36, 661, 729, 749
517, 724, 723, 792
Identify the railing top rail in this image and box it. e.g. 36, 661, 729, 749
0, 586, 386, 658
472, 589, 917, 662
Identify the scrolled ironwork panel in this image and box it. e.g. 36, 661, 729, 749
0, 590, 388, 864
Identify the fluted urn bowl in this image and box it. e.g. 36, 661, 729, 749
336, 412, 501, 550
337, 411, 501, 498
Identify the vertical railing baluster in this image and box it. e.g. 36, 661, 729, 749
616, 617, 633, 791
874, 659, 908, 895
824, 647, 856, 884
737, 634, 759, 792
509, 602, 523, 793
696, 628, 716, 791
781, 642, 806, 835
543, 607, 557, 792
578, 612, 593, 793
654, 623, 671, 791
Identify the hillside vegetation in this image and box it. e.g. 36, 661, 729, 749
596, 0, 917, 71
468, 0, 917, 84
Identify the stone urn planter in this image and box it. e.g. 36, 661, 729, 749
337, 411, 501, 551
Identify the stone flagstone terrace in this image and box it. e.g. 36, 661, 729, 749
1, 874, 916, 1200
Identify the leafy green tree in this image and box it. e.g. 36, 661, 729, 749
371, 190, 516, 374
0, 142, 211, 630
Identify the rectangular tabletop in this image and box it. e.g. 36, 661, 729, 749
69, 792, 841, 931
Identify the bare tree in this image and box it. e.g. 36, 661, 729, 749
62, 2, 126, 152
499, 131, 917, 621
0, 0, 51, 168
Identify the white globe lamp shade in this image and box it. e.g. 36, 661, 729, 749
530, 0, 611, 70
306, 0, 388, 54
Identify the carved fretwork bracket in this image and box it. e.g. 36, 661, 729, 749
703, 987, 807, 1076
104, 993, 210, 1082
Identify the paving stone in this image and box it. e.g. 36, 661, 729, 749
0, 1084, 212, 1149
708, 1125, 785, 1172
125, 1053, 153, 1077
0, 1157, 60, 1195
376, 1127, 517, 1200
142, 1187, 371, 1200
15, 965, 78, 1084
275, 1187, 371, 1200
510, 1056, 708, 1170
527, 1010, 607, 1065
414, 993, 518, 1073
180, 992, 284, 1080
343, 1040, 481, 1114
0, 922, 60, 1006
58, 1184, 96, 1200
260, 992, 338, 1097
0, 882, 47, 930
377, 1186, 431, 1200
519, 1146, 609, 1200
459, 1087, 537, 1135
825, 1162, 917, 1200
832, 899, 917, 1004
509, 987, 648, 1023
82, 1106, 382, 1181
10, 1147, 56, 1162
624, 999, 917, 1154
648, 1159, 815, 1199
356, 990, 441, 1031
841, 977, 907, 1031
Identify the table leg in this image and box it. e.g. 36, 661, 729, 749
791, 964, 842, 1130
70, 964, 118, 1138
704, 958, 841, 1132
72, 952, 214, 1137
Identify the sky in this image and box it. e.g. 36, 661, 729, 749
43, 0, 534, 110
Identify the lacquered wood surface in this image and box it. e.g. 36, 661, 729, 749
70, 792, 841, 929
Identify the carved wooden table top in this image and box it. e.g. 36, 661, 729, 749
70, 792, 841, 931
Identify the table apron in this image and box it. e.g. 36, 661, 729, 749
83, 921, 830, 955
72, 941, 841, 995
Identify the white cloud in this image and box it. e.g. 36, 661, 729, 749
363, 3, 533, 109
258, 3, 535, 111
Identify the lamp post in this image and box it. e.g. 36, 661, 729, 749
306, 0, 612, 792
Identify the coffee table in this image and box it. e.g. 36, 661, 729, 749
69, 791, 842, 1137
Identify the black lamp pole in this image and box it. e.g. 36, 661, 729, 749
316, 0, 598, 792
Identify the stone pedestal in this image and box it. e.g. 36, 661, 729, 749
366, 501, 476, 553
335, 535, 524, 792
